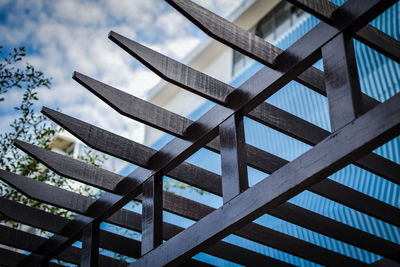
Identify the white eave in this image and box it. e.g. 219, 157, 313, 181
146, 0, 280, 101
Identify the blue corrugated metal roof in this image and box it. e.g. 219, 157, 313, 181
119, 1, 400, 265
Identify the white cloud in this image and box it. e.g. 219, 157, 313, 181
0, 0, 244, 148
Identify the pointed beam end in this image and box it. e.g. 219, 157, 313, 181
72, 71, 93, 90
72, 71, 88, 84
107, 31, 150, 65
0, 170, 28, 197
108, 30, 118, 40
41, 107, 66, 130
41, 106, 53, 117
12, 139, 28, 152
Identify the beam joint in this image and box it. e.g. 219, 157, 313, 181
322, 32, 363, 131
219, 114, 248, 203
81, 222, 100, 267
141, 172, 163, 255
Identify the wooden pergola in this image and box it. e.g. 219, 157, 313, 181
1, 0, 400, 266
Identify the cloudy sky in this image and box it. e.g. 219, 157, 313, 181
0, 0, 244, 143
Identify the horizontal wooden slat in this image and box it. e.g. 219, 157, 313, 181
165, 0, 381, 112
248, 102, 400, 185
41, 107, 153, 168
0, 173, 360, 266
73, 72, 192, 138
130, 77, 400, 266
12, 143, 400, 260
34, 108, 400, 226
0, 180, 293, 266
286, 0, 400, 63
65, 65, 400, 188
108, 31, 234, 106
0, 225, 126, 267
0, 247, 63, 267
86, 30, 400, 187
0, 198, 211, 267
23, 0, 396, 262
14, 140, 121, 192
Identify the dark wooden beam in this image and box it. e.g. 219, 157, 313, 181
80, 27, 400, 186
247, 102, 400, 186
0, 225, 127, 267
130, 89, 400, 265
270, 202, 400, 260
370, 258, 400, 266
38, 97, 399, 226
0, 186, 292, 266
141, 173, 163, 255
23, 0, 394, 262
0, 170, 374, 266
286, 0, 400, 63
41, 107, 152, 168
108, 31, 234, 106
0, 198, 142, 259
17, 110, 400, 252
21, 111, 400, 227
0, 175, 363, 267
81, 222, 100, 267
0, 198, 212, 267
73, 71, 192, 138
165, 0, 383, 112
322, 32, 363, 131
219, 114, 248, 203
14, 140, 121, 192
12, 141, 400, 260
0, 247, 63, 267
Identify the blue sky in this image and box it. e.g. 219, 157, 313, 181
0, 0, 244, 142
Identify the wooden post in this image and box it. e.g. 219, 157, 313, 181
219, 114, 248, 203
81, 222, 100, 267
141, 172, 163, 255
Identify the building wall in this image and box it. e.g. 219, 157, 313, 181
143, 0, 280, 146
121, 0, 400, 266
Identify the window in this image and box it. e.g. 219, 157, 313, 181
232, 1, 306, 77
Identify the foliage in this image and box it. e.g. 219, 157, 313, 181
0, 46, 104, 225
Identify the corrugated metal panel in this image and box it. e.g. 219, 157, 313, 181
140, 2, 400, 265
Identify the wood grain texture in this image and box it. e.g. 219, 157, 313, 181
28, 109, 400, 227
20, 0, 397, 263
72, 17, 400, 188
67, 68, 400, 186
36, 68, 396, 266
12, 138, 400, 259
322, 32, 363, 131
73, 72, 192, 137
166, 0, 382, 112
166, 0, 281, 66
42, 107, 152, 168
131, 84, 400, 266
141, 173, 163, 255
248, 101, 400, 185
109, 31, 234, 105
0, 175, 361, 267
219, 115, 248, 203
14, 139, 122, 191
0, 225, 127, 267
287, 0, 400, 63
0, 192, 289, 266
81, 222, 100, 267
4, 152, 398, 264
